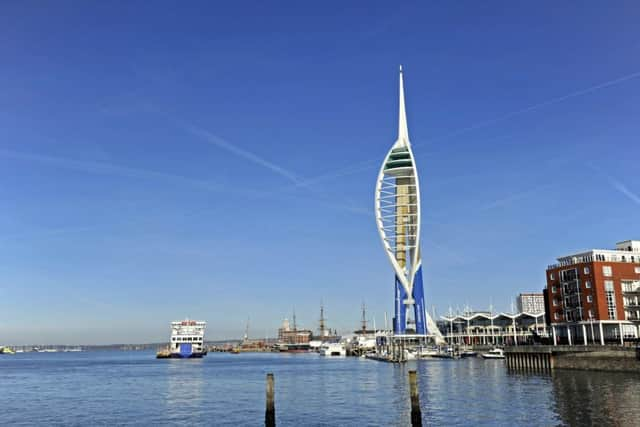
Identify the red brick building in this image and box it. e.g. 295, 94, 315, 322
545, 240, 640, 345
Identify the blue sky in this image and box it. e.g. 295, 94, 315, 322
1, 2, 639, 344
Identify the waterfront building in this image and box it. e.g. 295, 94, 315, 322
545, 240, 640, 345
374, 66, 443, 344
439, 310, 548, 346
517, 293, 545, 314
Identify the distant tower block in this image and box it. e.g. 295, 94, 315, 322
374, 66, 443, 342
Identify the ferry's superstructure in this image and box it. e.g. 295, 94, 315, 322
169, 319, 207, 358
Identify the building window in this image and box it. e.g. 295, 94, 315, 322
635, 267, 640, 274
584, 267, 590, 274
622, 280, 640, 292
585, 281, 591, 289
551, 286, 557, 293
587, 295, 593, 303
605, 280, 616, 320
550, 273, 555, 280
588, 309, 594, 318
553, 298, 559, 306
603, 265, 612, 277
554, 312, 561, 320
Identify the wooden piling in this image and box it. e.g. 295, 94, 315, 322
266, 373, 275, 427
409, 370, 422, 427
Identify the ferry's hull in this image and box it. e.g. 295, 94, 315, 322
170, 352, 206, 359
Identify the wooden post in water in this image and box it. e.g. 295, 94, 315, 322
409, 370, 422, 427
265, 373, 275, 427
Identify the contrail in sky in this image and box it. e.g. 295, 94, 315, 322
586, 163, 640, 206
479, 184, 554, 211
416, 69, 640, 146
609, 178, 640, 206
297, 69, 640, 186
177, 120, 371, 214
181, 122, 302, 185
0, 149, 260, 197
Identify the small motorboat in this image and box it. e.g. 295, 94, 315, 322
481, 348, 505, 359
460, 350, 478, 358
319, 343, 346, 357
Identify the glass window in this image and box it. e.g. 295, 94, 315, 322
584, 267, 590, 274
550, 273, 555, 280
587, 295, 593, 303
635, 267, 640, 274
553, 298, 559, 306
605, 280, 614, 291
603, 265, 612, 277
552, 286, 557, 293
585, 281, 591, 289
605, 280, 616, 319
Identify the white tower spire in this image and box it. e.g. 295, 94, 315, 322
397, 65, 410, 147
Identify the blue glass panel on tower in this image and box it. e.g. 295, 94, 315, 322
394, 277, 407, 334
412, 266, 427, 335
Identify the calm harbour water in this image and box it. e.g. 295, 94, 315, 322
1, 351, 639, 426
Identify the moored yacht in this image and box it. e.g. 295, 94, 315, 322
481, 348, 505, 359
319, 342, 346, 357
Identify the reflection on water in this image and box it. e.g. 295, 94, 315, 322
165, 359, 205, 423
1, 351, 640, 426
552, 370, 640, 426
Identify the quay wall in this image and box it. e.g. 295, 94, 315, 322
505, 345, 640, 373
553, 348, 640, 373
